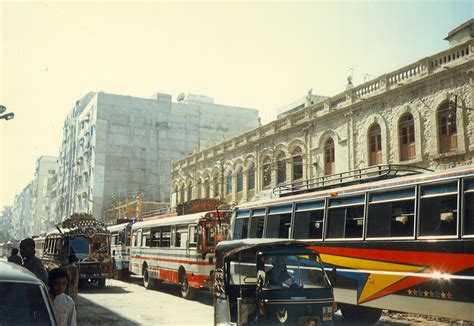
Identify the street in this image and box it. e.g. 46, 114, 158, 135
76, 278, 470, 325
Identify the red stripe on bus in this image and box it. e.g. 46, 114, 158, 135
147, 266, 210, 288
131, 255, 213, 266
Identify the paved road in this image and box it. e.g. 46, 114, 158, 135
76, 278, 470, 325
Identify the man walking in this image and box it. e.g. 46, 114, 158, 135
20, 238, 48, 284
7, 248, 23, 265
64, 254, 79, 303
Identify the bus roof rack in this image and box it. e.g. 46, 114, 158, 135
273, 164, 432, 197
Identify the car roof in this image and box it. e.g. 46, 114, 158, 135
0, 261, 44, 285
215, 239, 316, 267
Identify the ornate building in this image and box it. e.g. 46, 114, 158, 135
171, 20, 474, 207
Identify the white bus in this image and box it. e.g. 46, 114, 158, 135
130, 210, 230, 299
108, 222, 133, 280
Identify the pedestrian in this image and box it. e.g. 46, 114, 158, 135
20, 238, 48, 284
48, 267, 77, 326
7, 248, 22, 265
64, 254, 79, 303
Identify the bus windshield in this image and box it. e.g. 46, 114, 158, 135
69, 236, 90, 260
260, 254, 330, 290
205, 224, 230, 247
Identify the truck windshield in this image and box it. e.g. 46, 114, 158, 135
260, 254, 330, 290
69, 236, 90, 260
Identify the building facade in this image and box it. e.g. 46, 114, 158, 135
0, 206, 13, 242
55, 91, 259, 222
31, 156, 58, 234
171, 20, 474, 207
10, 182, 35, 239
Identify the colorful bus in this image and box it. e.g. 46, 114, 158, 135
130, 210, 231, 299
107, 221, 133, 279
231, 165, 474, 323
40, 213, 113, 288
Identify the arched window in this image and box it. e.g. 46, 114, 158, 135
187, 181, 193, 201
173, 185, 178, 203
292, 147, 303, 180
213, 173, 219, 197
226, 173, 232, 195
324, 138, 335, 175
277, 153, 286, 184
438, 101, 457, 153
180, 186, 185, 203
203, 178, 210, 198
262, 157, 272, 188
247, 162, 255, 190
399, 113, 415, 161
368, 123, 382, 166
196, 180, 202, 199
236, 166, 243, 192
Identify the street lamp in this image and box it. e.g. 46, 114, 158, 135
0, 105, 15, 121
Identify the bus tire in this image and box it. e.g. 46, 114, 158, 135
340, 304, 382, 324
180, 276, 196, 300
143, 267, 155, 290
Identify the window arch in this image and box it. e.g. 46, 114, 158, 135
368, 123, 382, 166
203, 177, 210, 198
277, 153, 287, 184
187, 181, 193, 201
196, 179, 202, 199
236, 166, 243, 192
399, 113, 415, 161
180, 185, 185, 203
212, 173, 220, 198
262, 157, 272, 188
324, 138, 335, 175
247, 162, 255, 190
292, 147, 303, 180
226, 174, 232, 195
437, 101, 457, 153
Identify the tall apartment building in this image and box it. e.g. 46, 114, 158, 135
56, 91, 259, 221
11, 182, 35, 239
31, 156, 58, 235
0, 206, 13, 242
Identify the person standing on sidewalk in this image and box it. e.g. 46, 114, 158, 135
64, 254, 79, 304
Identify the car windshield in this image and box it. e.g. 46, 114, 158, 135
69, 236, 90, 260
260, 254, 330, 290
0, 282, 52, 325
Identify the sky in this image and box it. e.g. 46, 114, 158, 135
0, 1, 472, 208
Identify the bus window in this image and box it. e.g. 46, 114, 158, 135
150, 228, 161, 247
419, 182, 458, 237
142, 231, 150, 247
265, 205, 292, 238
464, 179, 474, 235
160, 227, 171, 247
133, 232, 138, 247
188, 226, 197, 248
367, 188, 415, 238
111, 234, 117, 246
234, 210, 250, 240
326, 196, 365, 239
249, 208, 266, 238
176, 226, 188, 248
294, 201, 325, 239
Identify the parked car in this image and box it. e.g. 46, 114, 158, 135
0, 261, 56, 325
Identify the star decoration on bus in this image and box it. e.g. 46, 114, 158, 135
311, 246, 471, 304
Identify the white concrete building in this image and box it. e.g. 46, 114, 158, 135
56, 91, 259, 222
0, 206, 13, 242
11, 182, 35, 239
171, 19, 474, 207
31, 156, 58, 234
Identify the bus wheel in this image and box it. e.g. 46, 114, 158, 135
180, 277, 196, 300
340, 304, 382, 324
143, 267, 155, 290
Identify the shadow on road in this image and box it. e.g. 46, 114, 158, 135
77, 295, 140, 326
79, 282, 132, 294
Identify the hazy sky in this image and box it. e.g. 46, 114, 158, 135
0, 1, 472, 207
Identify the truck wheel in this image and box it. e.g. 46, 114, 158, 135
143, 267, 155, 290
98, 278, 106, 289
340, 304, 382, 324
181, 277, 196, 300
